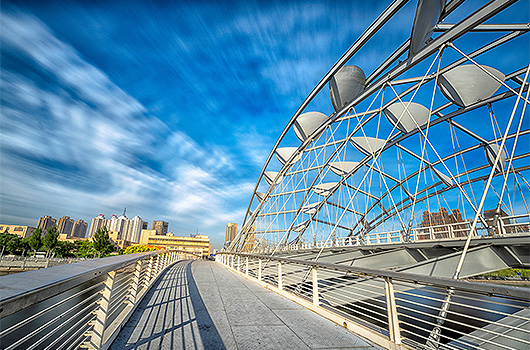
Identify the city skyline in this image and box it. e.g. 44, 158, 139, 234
13, 212, 211, 245
1, 1, 528, 250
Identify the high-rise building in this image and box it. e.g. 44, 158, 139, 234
37, 216, 56, 231
242, 226, 256, 252
57, 216, 74, 236
421, 208, 467, 238
108, 215, 128, 240
71, 219, 88, 238
89, 213, 147, 242
123, 216, 144, 243
422, 208, 464, 228
225, 223, 237, 243
152, 221, 168, 236
89, 214, 109, 237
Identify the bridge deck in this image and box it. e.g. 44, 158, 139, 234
111, 260, 382, 350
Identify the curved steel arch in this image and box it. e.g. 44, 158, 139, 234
231, 0, 529, 253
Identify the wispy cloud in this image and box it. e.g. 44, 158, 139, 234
0, 9, 257, 247
1, 1, 418, 249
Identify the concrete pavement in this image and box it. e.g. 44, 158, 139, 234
111, 260, 383, 350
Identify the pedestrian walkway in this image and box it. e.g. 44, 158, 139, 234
111, 260, 383, 350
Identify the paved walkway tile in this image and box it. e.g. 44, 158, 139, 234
111, 260, 384, 350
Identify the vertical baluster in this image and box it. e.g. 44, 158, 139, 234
130, 260, 142, 304
245, 256, 249, 275
278, 261, 283, 290
384, 277, 402, 344
89, 271, 116, 348
155, 254, 161, 276
258, 259, 262, 281
146, 257, 153, 286
312, 267, 319, 306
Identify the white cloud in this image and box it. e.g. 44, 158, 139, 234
0, 10, 252, 247
1, 12, 145, 118
233, 127, 273, 169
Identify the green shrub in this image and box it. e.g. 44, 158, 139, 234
122, 245, 160, 254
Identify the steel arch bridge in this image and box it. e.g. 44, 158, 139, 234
229, 0, 530, 267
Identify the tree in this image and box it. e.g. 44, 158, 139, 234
0, 232, 20, 256
5, 235, 25, 255
93, 227, 115, 257
0, 231, 12, 256
76, 240, 95, 258
42, 226, 59, 258
27, 228, 43, 255
55, 240, 75, 258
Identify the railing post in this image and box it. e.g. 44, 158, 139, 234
384, 277, 402, 344
245, 256, 249, 275
89, 271, 116, 348
258, 259, 262, 281
278, 261, 283, 290
312, 267, 319, 306
499, 216, 507, 235
130, 260, 142, 304
237, 256, 241, 271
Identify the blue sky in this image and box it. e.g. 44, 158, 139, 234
1, 1, 528, 248
0, 1, 392, 248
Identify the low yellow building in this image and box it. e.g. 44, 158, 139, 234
0, 224, 36, 238
140, 232, 211, 258
58, 233, 89, 242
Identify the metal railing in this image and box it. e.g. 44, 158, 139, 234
264, 215, 530, 252
0, 256, 86, 271
217, 252, 530, 350
0, 250, 180, 350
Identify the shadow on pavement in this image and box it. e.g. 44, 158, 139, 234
110, 260, 226, 350
186, 261, 226, 349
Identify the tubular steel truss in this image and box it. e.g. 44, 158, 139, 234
230, 0, 530, 258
